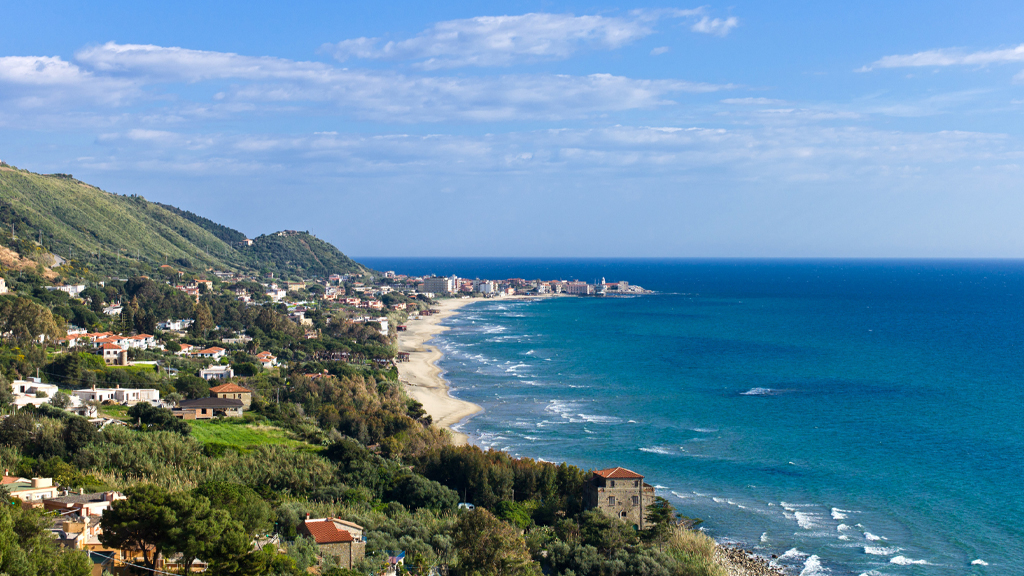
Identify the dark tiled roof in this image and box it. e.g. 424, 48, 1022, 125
178, 397, 244, 409
593, 467, 644, 479
302, 520, 354, 544
46, 492, 109, 504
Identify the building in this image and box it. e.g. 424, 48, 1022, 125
47, 284, 86, 297
96, 343, 128, 366
298, 517, 366, 570
566, 281, 594, 295
192, 346, 227, 359
199, 365, 234, 381
43, 490, 126, 517
583, 467, 656, 530
71, 386, 160, 405
175, 397, 244, 419
208, 382, 252, 408
157, 319, 193, 331
0, 276, 6, 294
255, 351, 278, 368
2, 475, 58, 503
422, 276, 456, 294
10, 378, 60, 408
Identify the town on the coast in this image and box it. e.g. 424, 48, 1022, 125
0, 166, 770, 576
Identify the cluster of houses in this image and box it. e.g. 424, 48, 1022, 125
1, 473, 368, 573
386, 274, 649, 298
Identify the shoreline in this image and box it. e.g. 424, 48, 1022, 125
396, 297, 482, 445
398, 295, 789, 576
396, 295, 562, 445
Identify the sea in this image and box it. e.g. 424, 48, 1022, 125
358, 258, 1024, 576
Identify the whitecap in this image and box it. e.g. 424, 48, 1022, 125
576, 414, 622, 424
837, 524, 852, 532
794, 512, 819, 530
670, 491, 691, 499
653, 485, 669, 489
889, 556, 929, 566
831, 508, 851, 520
864, 532, 884, 541
777, 548, 806, 561
741, 387, 774, 396
760, 532, 769, 543
864, 546, 900, 556
627, 419, 637, 423
639, 446, 676, 455
971, 559, 989, 566
798, 555, 828, 576
692, 427, 718, 433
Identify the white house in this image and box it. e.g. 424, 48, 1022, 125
10, 378, 60, 408
71, 386, 160, 404
47, 285, 86, 297
199, 365, 234, 381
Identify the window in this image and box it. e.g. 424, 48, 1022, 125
608, 496, 616, 506
610, 480, 616, 488
632, 496, 639, 506
634, 480, 640, 487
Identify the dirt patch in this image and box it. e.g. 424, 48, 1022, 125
0, 245, 59, 280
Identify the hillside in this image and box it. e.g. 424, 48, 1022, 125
241, 231, 366, 279
0, 163, 368, 279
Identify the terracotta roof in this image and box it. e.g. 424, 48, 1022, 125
99, 343, 123, 350
209, 383, 250, 394
592, 467, 644, 479
302, 520, 354, 544
2, 475, 28, 485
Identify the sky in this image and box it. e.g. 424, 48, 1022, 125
2, 1, 1023, 258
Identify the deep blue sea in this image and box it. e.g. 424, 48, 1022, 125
359, 259, 1024, 576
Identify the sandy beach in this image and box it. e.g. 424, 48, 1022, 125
397, 297, 483, 445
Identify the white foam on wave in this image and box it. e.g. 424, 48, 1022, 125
836, 524, 852, 532
640, 446, 677, 456
889, 556, 929, 566
574, 414, 622, 424
831, 508, 852, 520
670, 491, 691, 499
692, 427, 718, 433
971, 559, 989, 566
864, 532, 884, 542
653, 484, 669, 489
864, 546, 900, 556
627, 419, 637, 423
741, 387, 774, 396
760, 532, 769, 543
777, 548, 806, 561
799, 555, 828, 576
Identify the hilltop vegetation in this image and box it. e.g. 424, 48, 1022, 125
0, 163, 368, 279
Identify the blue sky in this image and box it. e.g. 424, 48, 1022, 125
2, 1, 1023, 257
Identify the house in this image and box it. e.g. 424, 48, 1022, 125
10, 378, 60, 408
199, 365, 234, 381
192, 346, 227, 359
102, 305, 123, 316
175, 397, 244, 419
0, 277, 6, 294
157, 319, 193, 331
47, 284, 86, 297
176, 343, 197, 356
71, 386, 160, 405
239, 238, 254, 246
254, 351, 277, 368
96, 343, 128, 366
297, 517, 366, 570
208, 382, 252, 408
3, 475, 59, 504
583, 467, 656, 530
43, 490, 126, 517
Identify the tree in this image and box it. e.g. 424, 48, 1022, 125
100, 484, 178, 571
175, 374, 209, 400
48, 390, 71, 409
167, 492, 232, 575
127, 403, 191, 435
193, 482, 274, 537
0, 296, 64, 345
0, 497, 92, 575
644, 496, 676, 549
191, 302, 214, 337
451, 509, 541, 576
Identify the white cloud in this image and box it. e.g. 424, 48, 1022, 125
62, 42, 733, 122
651, 46, 670, 56
691, 16, 739, 37
721, 97, 786, 105
0, 55, 138, 106
322, 9, 719, 68
862, 43, 1024, 71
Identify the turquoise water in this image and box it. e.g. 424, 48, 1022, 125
361, 259, 1024, 575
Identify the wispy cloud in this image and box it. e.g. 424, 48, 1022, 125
690, 16, 739, 37
861, 43, 1024, 71
0, 42, 727, 123
0, 55, 138, 106
321, 9, 727, 69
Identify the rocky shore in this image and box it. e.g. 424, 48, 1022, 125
714, 546, 789, 576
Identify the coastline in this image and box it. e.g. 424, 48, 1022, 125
399, 294, 789, 576
396, 297, 483, 445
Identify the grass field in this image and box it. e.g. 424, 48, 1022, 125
189, 420, 312, 451
99, 404, 131, 421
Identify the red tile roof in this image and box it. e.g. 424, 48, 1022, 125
209, 383, 250, 394
302, 520, 354, 544
592, 467, 644, 479
2, 475, 27, 485
99, 343, 124, 350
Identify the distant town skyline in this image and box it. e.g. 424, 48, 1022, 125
2, 1, 1023, 257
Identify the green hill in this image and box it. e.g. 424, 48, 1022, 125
241, 231, 366, 279
0, 163, 368, 279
